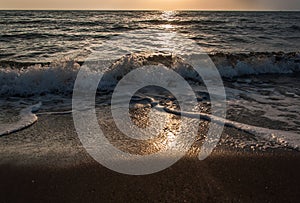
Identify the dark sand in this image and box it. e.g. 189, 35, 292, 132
1, 114, 300, 202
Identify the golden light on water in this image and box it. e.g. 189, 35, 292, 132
160, 11, 176, 30
162, 11, 176, 18
166, 132, 177, 148
161, 24, 174, 29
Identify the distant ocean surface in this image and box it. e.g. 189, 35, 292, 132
0, 11, 299, 62
0, 11, 300, 152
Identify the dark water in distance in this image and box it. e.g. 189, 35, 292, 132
0, 10, 299, 62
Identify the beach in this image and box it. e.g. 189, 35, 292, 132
0, 10, 299, 202
1, 113, 300, 202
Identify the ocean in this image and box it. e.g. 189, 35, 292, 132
0, 11, 299, 62
0, 10, 300, 155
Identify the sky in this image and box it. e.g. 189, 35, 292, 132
0, 0, 300, 10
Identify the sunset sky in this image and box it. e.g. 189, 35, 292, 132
0, 0, 299, 10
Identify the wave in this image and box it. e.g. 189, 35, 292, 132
0, 102, 41, 136
157, 105, 300, 151
0, 33, 110, 42
0, 52, 299, 96
3, 98, 298, 151
289, 25, 300, 31
210, 52, 300, 78
0, 60, 80, 96
139, 19, 227, 26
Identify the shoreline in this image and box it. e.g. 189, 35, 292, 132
0, 114, 299, 202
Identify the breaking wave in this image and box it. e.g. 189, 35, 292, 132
0, 52, 299, 97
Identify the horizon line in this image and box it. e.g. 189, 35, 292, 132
0, 9, 300, 12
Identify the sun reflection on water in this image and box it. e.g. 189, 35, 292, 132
160, 10, 177, 30
161, 24, 174, 29
162, 11, 176, 19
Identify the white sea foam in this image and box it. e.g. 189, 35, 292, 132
0, 102, 41, 136
0, 61, 80, 96
155, 105, 300, 150
215, 53, 300, 78
0, 52, 299, 96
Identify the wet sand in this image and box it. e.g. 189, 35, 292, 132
0, 114, 300, 202
1, 152, 300, 202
